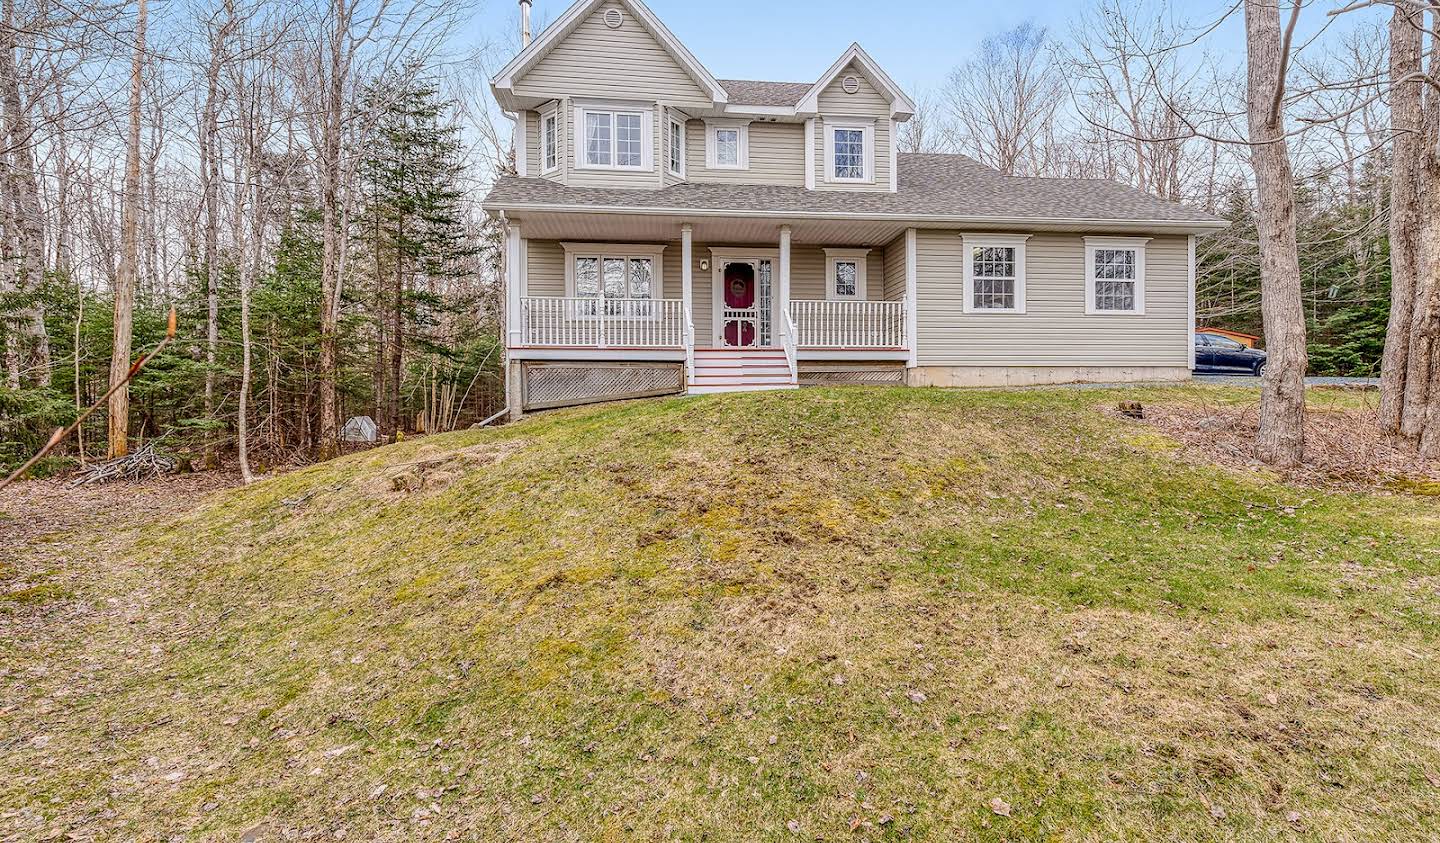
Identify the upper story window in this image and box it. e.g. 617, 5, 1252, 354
824, 120, 874, 183
576, 103, 652, 171
667, 117, 684, 176
961, 234, 1029, 314
541, 108, 558, 173
823, 249, 869, 300
1084, 237, 1148, 315
704, 120, 749, 169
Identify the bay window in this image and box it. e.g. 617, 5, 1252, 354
576, 104, 652, 170
668, 116, 684, 176
541, 109, 558, 173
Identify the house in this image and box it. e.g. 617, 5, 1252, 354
1196, 327, 1261, 348
483, 0, 1228, 416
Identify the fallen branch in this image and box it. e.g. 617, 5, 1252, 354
0, 308, 176, 492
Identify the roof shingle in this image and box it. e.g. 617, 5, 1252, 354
717, 79, 812, 107
485, 153, 1226, 227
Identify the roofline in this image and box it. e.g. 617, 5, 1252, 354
796, 43, 917, 120
490, 0, 728, 106
480, 199, 1231, 234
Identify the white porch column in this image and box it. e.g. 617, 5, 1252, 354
905, 228, 918, 368
778, 225, 792, 347
506, 222, 523, 348
681, 223, 693, 333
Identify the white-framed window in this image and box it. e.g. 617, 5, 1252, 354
704, 120, 749, 169
541, 107, 558, 173
574, 103, 652, 171
1085, 237, 1149, 315
667, 116, 685, 177
961, 234, 1030, 314
823, 248, 870, 300
561, 243, 666, 317
823, 120, 874, 183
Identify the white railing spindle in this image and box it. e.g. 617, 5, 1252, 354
787, 299, 907, 349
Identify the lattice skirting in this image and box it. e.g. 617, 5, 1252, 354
797, 364, 906, 387
522, 362, 684, 411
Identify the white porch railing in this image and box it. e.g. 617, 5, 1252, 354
519, 297, 685, 348
781, 310, 799, 381
789, 299, 907, 348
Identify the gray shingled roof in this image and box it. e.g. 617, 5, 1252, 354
717, 79, 812, 107
486, 153, 1227, 227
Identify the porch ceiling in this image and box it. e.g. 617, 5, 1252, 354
510, 210, 907, 246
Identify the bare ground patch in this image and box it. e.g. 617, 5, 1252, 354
1132, 397, 1440, 492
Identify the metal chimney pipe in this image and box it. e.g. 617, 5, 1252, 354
520, 0, 532, 47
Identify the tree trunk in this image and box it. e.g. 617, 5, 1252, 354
1, 0, 50, 384
1243, 0, 1307, 467
108, 0, 146, 459
315, 1, 347, 461
200, 38, 223, 469
1417, 9, 1440, 457
1382, 6, 1428, 438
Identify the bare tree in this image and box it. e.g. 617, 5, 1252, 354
1381, 3, 1424, 435
1244, 0, 1307, 466
108, 0, 146, 458
941, 22, 1065, 175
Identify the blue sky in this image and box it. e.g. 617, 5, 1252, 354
492, 0, 1273, 95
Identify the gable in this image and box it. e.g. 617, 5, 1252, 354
816, 62, 890, 117
506, 1, 716, 108
797, 43, 915, 120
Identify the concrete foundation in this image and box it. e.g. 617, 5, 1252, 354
906, 365, 1193, 388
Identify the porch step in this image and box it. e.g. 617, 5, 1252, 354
687, 348, 798, 395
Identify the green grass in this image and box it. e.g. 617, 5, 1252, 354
4, 385, 1440, 841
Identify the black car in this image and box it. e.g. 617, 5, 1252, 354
1194, 333, 1267, 376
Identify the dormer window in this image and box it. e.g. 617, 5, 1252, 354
576, 103, 652, 171
824, 120, 874, 183
704, 120, 749, 169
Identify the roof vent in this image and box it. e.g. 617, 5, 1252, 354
841, 75, 861, 95
603, 7, 623, 28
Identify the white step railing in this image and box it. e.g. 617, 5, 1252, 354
781, 310, 799, 382
519, 297, 685, 348
789, 299, 907, 349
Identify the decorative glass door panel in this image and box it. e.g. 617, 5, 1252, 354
721, 262, 758, 347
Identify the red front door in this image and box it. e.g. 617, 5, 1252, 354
722, 262, 756, 347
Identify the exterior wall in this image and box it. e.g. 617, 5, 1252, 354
813, 63, 893, 193
511, 2, 710, 108
912, 231, 1192, 368
524, 107, 567, 183
882, 233, 906, 300
524, 239, 672, 299
684, 120, 806, 186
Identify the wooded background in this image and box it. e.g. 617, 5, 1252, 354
0, 0, 1433, 475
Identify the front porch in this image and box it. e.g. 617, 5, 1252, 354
504, 219, 916, 404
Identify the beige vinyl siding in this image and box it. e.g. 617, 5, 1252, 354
883, 234, 907, 300
914, 231, 1191, 367
813, 64, 893, 192
512, 3, 711, 108
525, 240, 567, 297
684, 120, 806, 186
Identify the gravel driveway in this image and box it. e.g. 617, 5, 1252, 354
1193, 374, 1379, 388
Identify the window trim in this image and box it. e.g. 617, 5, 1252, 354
561, 242, 666, 299
961, 234, 1030, 314
1084, 236, 1149, 315
823, 248, 870, 301
573, 102, 653, 171
823, 119, 875, 184
667, 115, 685, 178
704, 119, 750, 170
540, 106, 559, 174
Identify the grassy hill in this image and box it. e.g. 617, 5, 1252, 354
5, 386, 1440, 841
